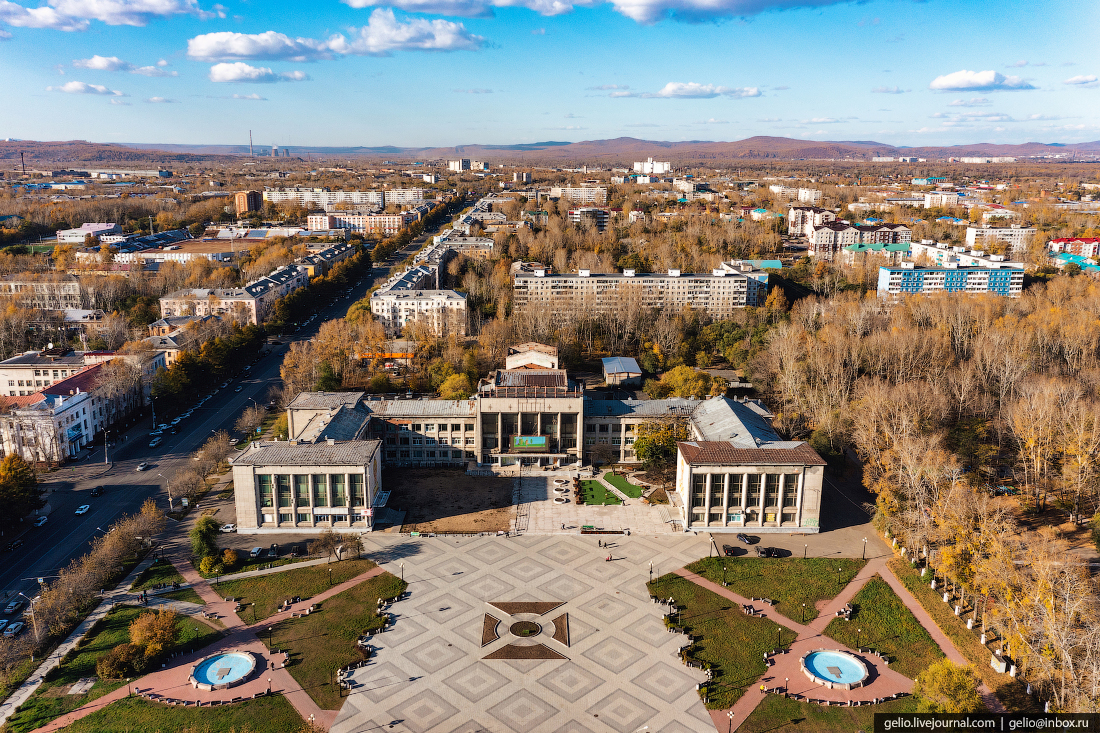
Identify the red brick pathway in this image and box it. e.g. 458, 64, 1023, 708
26, 557, 387, 733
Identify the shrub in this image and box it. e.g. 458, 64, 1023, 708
129, 609, 180, 660
95, 642, 145, 679
222, 549, 239, 568
199, 556, 220, 575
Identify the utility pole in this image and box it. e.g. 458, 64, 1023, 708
20, 152, 26, 177
249, 130, 254, 157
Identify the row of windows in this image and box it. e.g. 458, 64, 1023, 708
386, 436, 476, 446
387, 423, 475, 432
690, 473, 801, 508
385, 449, 474, 459
257, 473, 365, 509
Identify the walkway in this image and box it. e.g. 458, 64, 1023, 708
23, 552, 389, 733
675, 554, 1004, 733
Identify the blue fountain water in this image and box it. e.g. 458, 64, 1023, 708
192, 652, 254, 686
804, 650, 866, 684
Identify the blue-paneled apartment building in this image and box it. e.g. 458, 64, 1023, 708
876, 261, 1023, 298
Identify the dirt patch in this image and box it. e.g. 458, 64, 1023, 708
551, 614, 569, 645
482, 615, 500, 646
647, 487, 669, 504
483, 643, 567, 660
489, 601, 564, 616
388, 468, 513, 533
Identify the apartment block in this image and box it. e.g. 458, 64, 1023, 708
924, 191, 960, 208
965, 225, 1036, 254
1048, 237, 1100, 258
634, 158, 671, 174
807, 221, 860, 259
797, 188, 823, 204
307, 212, 411, 236
549, 186, 608, 204
0, 274, 83, 310
567, 207, 610, 232
513, 261, 769, 318
263, 188, 384, 207
877, 262, 1023, 299
788, 206, 836, 236
909, 240, 1024, 269
235, 190, 262, 214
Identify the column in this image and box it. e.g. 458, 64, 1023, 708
793, 471, 804, 527
740, 474, 748, 525
776, 474, 786, 527
703, 473, 712, 528
721, 474, 730, 527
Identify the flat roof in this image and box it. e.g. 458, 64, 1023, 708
232, 439, 381, 467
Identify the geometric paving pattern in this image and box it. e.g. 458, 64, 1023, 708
332, 509, 713, 733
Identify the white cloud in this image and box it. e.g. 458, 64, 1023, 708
109, 98, 130, 105
47, 80, 125, 95
617, 81, 760, 99
341, 0, 871, 24
1064, 75, 1098, 86
948, 97, 990, 107
208, 62, 309, 83
1007, 60, 1028, 68
871, 86, 907, 94
74, 55, 177, 76
454, 87, 492, 93
590, 84, 627, 90
145, 96, 175, 102
697, 118, 729, 124
230, 93, 266, 100
327, 9, 484, 55
188, 10, 482, 61
803, 117, 840, 123
0, 0, 220, 31
0, 27, 10, 37
929, 69, 1035, 92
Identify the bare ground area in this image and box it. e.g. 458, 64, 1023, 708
389, 468, 514, 533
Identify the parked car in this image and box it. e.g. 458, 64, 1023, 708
75, 505, 90, 515
156, 423, 168, 430
249, 547, 262, 558
722, 545, 735, 557
0, 621, 8, 634
4, 622, 25, 638
736, 533, 752, 545
4, 539, 24, 552
33, 516, 47, 527
268, 543, 279, 558
234, 386, 243, 392
149, 429, 163, 437
755, 546, 777, 558
148, 438, 162, 448
136, 462, 149, 471
4, 600, 23, 614
229, 438, 240, 446
89, 486, 103, 497
170, 417, 182, 426
220, 524, 236, 533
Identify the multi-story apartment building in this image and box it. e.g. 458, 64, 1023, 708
0, 274, 83, 310
512, 261, 769, 318
549, 187, 607, 204
159, 266, 310, 326
769, 185, 798, 199
567, 207, 610, 232
369, 289, 467, 337
263, 188, 384, 207
787, 206, 836, 236
797, 188, 823, 204
235, 190, 262, 214
909, 240, 1024, 269
965, 225, 1035, 254
1048, 237, 1100, 258
306, 212, 411, 236
807, 221, 860, 259
877, 262, 1023, 299
924, 191, 960, 208
857, 223, 912, 245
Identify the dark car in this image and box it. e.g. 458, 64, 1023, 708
268, 543, 279, 558
736, 533, 751, 545
722, 545, 735, 557
755, 546, 776, 558
4, 539, 24, 552
89, 486, 103, 497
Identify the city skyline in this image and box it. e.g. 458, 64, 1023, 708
0, 0, 1096, 148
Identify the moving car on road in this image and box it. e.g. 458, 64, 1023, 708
148, 438, 162, 448
33, 516, 47, 527
136, 462, 149, 471
4, 600, 23, 614
75, 505, 90, 515
89, 486, 103, 497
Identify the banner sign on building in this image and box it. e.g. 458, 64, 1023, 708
511, 435, 548, 452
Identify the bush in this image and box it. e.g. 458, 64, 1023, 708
129, 609, 180, 660
95, 642, 145, 679
222, 549, 239, 569
199, 556, 220, 575
913, 659, 983, 713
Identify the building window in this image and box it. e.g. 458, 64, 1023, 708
386, 450, 397, 458
465, 424, 474, 431
452, 424, 462, 432
426, 451, 436, 458
258, 475, 273, 508
412, 450, 423, 457
691, 473, 706, 508
425, 424, 435, 431
297, 513, 310, 523
413, 438, 423, 445
437, 424, 447, 432
411, 424, 421, 431
331, 475, 347, 507
312, 474, 328, 507
747, 475, 761, 506
350, 474, 365, 506
400, 450, 410, 458
294, 475, 309, 506
279, 513, 293, 523
586, 424, 596, 433
598, 424, 609, 433
276, 475, 292, 508
764, 474, 780, 507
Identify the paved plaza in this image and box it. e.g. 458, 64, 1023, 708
333, 534, 715, 733
515, 473, 678, 535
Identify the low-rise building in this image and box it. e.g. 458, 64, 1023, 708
876, 262, 1024, 299
924, 191, 960, 208
56, 223, 121, 243
965, 225, 1035, 254
1048, 237, 1100, 258
602, 356, 642, 386
505, 342, 559, 370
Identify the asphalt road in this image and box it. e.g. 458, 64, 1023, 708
0, 223, 442, 610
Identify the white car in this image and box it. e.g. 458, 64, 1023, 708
33, 516, 47, 527
149, 429, 163, 437
4, 622, 25, 638
170, 417, 182, 426
75, 505, 90, 515
220, 523, 237, 533
148, 438, 162, 448
136, 462, 149, 471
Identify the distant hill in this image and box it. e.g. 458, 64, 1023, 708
3, 136, 1098, 167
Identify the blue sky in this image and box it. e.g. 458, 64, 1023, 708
0, 0, 1096, 148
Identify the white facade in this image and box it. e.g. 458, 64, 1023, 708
633, 158, 671, 175
925, 191, 960, 208
788, 206, 836, 236
370, 290, 467, 337
807, 222, 860, 259
909, 240, 1024, 269
965, 225, 1036, 254
57, 223, 121, 243
797, 188, 823, 204
262, 188, 427, 208
307, 212, 411, 236
549, 187, 607, 204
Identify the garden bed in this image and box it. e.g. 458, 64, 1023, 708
738, 689, 919, 733
602, 472, 644, 498
580, 480, 621, 505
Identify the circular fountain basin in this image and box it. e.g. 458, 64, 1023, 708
189, 651, 257, 691
553, 479, 569, 486
801, 649, 868, 690
553, 497, 568, 504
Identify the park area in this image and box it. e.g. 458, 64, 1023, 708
4, 606, 222, 733
216, 558, 378, 621
603, 472, 644, 498
688, 557, 866, 623
580, 479, 621, 505
647, 573, 797, 710
53, 694, 304, 733
392, 468, 513, 533
264, 571, 406, 710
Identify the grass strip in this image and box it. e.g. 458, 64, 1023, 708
265, 571, 406, 710
4, 607, 222, 733
687, 557, 866, 623
215, 558, 377, 621
54, 692, 304, 733
603, 472, 644, 498
580, 480, 621, 506
738, 689, 919, 733
130, 561, 184, 592
822, 575, 943, 679
887, 558, 1038, 712
647, 573, 795, 710
157, 588, 205, 605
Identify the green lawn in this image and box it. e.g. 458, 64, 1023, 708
822, 575, 943, 679
266, 571, 406, 710
687, 557, 866, 623
4, 606, 222, 733
197, 555, 311, 580
647, 573, 796, 710
130, 561, 184, 592
580, 480, 621, 505
216, 558, 378, 621
54, 693, 304, 733
157, 588, 205, 605
738, 689, 919, 733
603, 472, 644, 498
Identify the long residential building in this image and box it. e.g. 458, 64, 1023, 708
263, 188, 425, 208
808, 221, 911, 260
877, 261, 1023, 299
549, 186, 608, 204
1048, 237, 1100, 258
788, 206, 836, 236
306, 212, 412, 236
159, 264, 308, 324
0, 274, 83, 310
965, 224, 1035, 254
513, 261, 769, 317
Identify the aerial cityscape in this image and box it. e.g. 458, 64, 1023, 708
0, 0, 1098, 732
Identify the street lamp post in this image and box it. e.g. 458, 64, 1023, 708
857, 628, 862, 649
17, 593, 39, 642
803, 544, 807, 559
801, 603, 805, 623
728, 710, 735, 733
158, 474, 173, 507
862, 537, 867, 560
